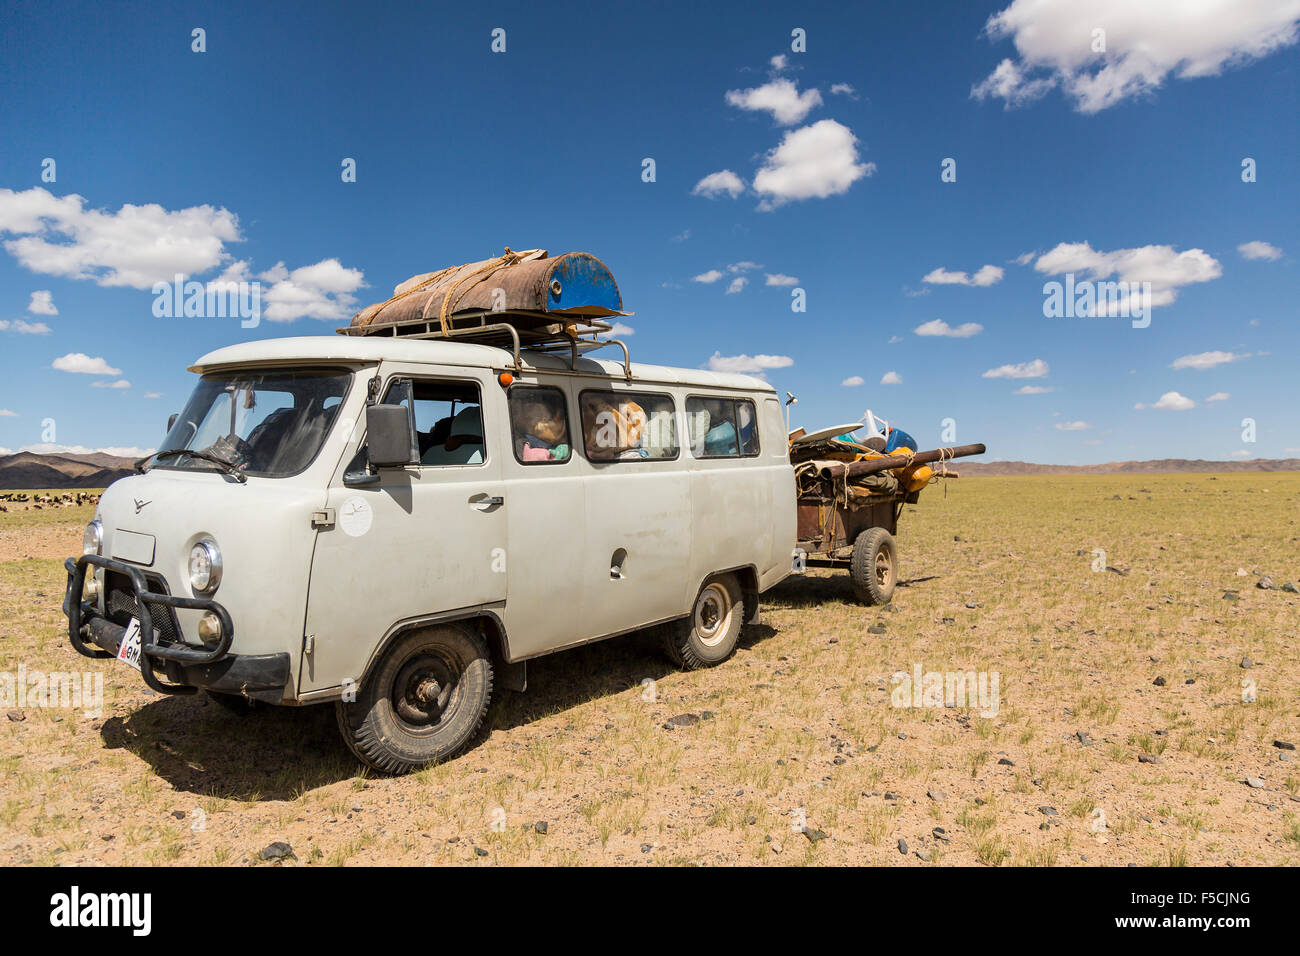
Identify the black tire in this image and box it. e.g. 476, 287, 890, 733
335, 623, 493, 774
850, 527, 898, 605
206, 690, 263, 715
663, 573, 744, 669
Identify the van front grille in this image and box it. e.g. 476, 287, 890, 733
104, 571, 181, 646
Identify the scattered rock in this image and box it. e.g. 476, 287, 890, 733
1152, 676, 1166, 686
1038, 806, 1058, 816
932, 827, 951, 842
1281, 582, 1299, 594
475, 846, 489, 857
771, 841, 783, 855
867, 625, 886, 635
897, 838, 909, 855
1076, 731, 1094, 747
883, 792, 900, 801
926, 788, 947, 803
915, 848, 932, 862
964, 601, 979, 609
1274, 740, 1296, 751
534, 820, 548, 835
1235, 568, 1248, 577
6, 710, 25, 722
997, 757, 1014, 766
1223, 591, 1239, 601
1240, 657, 1254, 669
1257, 576, 1275, 590
258, 842, 296, 862
641, 843, 653, 854
1245, 777, 1266, 789
802, 827, 827, 844
1138, 754, 1163, 765
663, 713, 700, 730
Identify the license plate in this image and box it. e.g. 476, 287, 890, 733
117, 618, 142, 671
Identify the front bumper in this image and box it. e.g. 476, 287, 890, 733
63, 554, 289, 702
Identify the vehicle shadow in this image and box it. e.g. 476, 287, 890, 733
98, 621, 784, 797
765, 571, 942, 607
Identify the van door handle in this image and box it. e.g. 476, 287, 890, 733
469, 493, 504, 511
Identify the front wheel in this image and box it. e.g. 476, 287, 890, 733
850, 527, 898, 605
663, 573, 744, 669
336, 623, 493, 774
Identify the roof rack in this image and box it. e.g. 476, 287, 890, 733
336, 310, 633, 380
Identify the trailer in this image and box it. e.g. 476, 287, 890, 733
791, 441, 987, 604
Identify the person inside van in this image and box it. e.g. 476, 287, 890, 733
422, 406, 484, 465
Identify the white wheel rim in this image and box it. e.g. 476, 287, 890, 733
694, 584, 733, 647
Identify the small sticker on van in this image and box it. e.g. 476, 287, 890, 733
339, 496, 373, 537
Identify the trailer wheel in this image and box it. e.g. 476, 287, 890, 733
850, 528, 898, 605
663, 573, 744, 669
335, 623, 493, 775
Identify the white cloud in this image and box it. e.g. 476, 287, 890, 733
143, 392, 163, 399
888, 335, 903, 344
728, 261, 762, 273
921, 264, 1004, 287
0, 408, 17, 417
91, 379, 131, 389
691, 170, 746, 199
983, 359, 1049, 379
52, 352, 121, 375
770, 55, 788, 72
973, 0, 1300, 113
1205, 392, 1230, 402
1054, 420, 1091, 431
27, 290, 57, 315
765, 273, 799, 286
0, 187, 241, 288
693, 270, 724, 284
914, 319, 984, 338
1238, 240, 1282, 261
0, 319, 51, 334
1034, 241, 1221, 310
259, 258, 366, 322
1135, 391, 1196, 411
1015, 385, 1055, 394
706, 352, 794, 374
829, 83, 857, 97
672, 229, 691, 242
725, 276, 748, 295
725, 78, 824, 125
1170, 350, 1248, 370
17, 442, 155, 458
603, 322, 635, 337
1228, 449, 1252, 459
842, 375, 865, 387
753, 120, 875, 209
1012, 251, 1037, 266
880, 371, 903, 385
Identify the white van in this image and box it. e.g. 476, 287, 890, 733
64, 334, 797, 772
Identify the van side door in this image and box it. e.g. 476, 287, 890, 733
300, 365, 507, 695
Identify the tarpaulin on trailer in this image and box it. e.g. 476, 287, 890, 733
348, 248, 626, 334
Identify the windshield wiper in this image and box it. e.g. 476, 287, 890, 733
142, 448, 248, 483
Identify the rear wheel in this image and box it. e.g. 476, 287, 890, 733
850, 527, 898, 605
335, 623, 493, 774
663, 573, 744, 669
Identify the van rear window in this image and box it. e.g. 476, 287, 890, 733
579, 390, 678, 461
686, 397, 760, 458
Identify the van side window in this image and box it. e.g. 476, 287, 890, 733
579, 390, 678, 461
385, 378, 485, 466
507, 385, 572, 464
686, 397, 760, 458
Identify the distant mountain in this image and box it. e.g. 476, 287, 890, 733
0, 451, 137, 490
956, 458, 1300, 476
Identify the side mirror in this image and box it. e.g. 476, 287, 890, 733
366, 403, 418, 468
167, 413, 179, 433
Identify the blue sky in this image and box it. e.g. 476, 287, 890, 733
1, 0, 1296, 463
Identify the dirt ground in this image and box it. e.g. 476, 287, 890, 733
1, 473, 1297, 866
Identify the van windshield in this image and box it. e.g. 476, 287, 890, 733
154, 369, 351, 478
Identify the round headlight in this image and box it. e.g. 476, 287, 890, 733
188, 540, 222, 594
82, 519, 103, 556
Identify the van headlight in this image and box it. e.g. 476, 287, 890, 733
82, 519, 103, 556
188, 540, 222, 594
